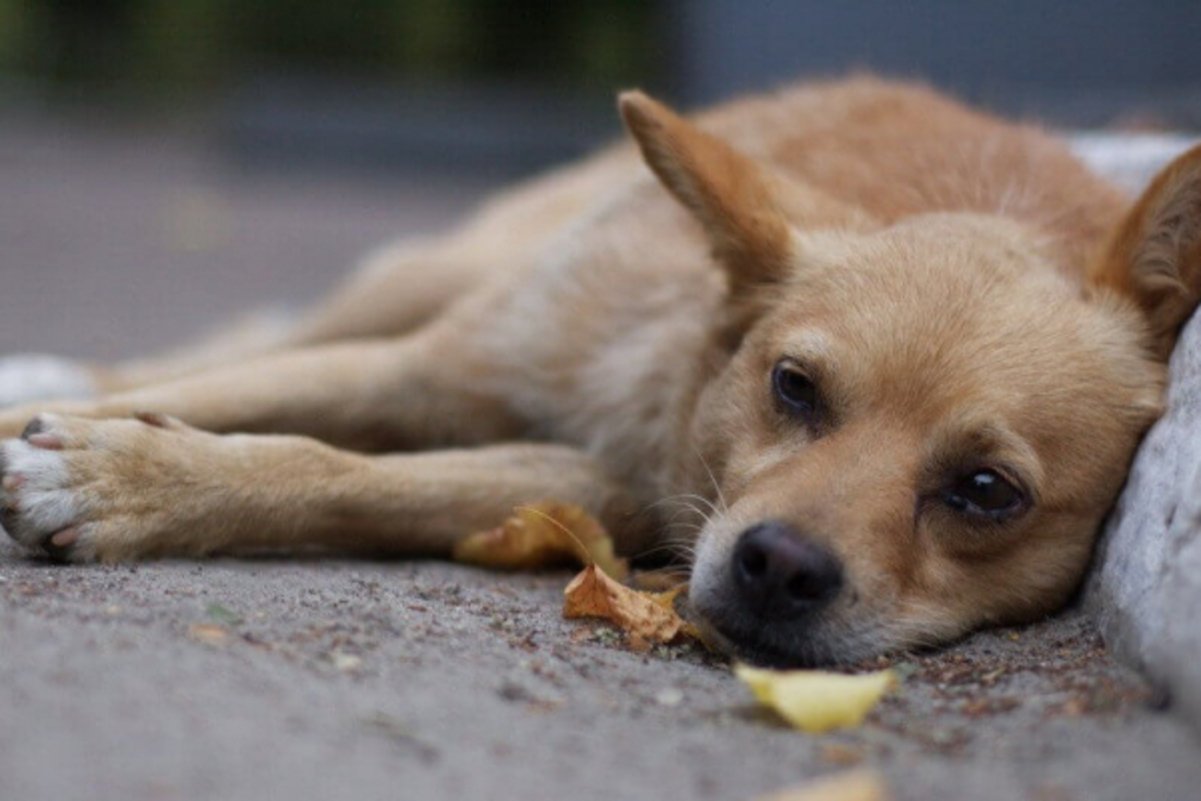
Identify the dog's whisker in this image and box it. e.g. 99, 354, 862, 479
669, 491, 722, 519
632, 536, 698, 563
668, 503, 712, 528
691, 447, 729, 515
644, 492, 719, 521
663, 521, 705, 540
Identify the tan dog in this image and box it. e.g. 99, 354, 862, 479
2, 77, 1199, 665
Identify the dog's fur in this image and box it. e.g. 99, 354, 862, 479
2, 77, 1200, 665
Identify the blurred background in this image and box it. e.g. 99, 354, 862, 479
2, 0, 1199, 361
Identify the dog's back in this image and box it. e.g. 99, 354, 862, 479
472, 77, 1128, 282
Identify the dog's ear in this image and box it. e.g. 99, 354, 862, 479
619, 90, 794, 295
1091, 143, 1201, 359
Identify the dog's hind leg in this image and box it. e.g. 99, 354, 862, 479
25, 153, 624, 403
0, 321, 525, 452
73, 242, 499, 399
0, 413, 653, 563
0, 245, 473, 410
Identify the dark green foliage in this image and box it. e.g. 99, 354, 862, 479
0, 0, 663, 93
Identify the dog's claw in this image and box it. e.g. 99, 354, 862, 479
20, 417, 46, 440
42, 527, 80, 561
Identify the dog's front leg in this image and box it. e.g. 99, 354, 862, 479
0, 413, 651, 562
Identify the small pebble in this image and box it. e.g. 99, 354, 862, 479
333, 652, 363, 673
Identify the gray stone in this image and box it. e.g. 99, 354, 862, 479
1088, 304, 1201, 728
1070, 132, 1199, 194
1075, 133, 1201, 730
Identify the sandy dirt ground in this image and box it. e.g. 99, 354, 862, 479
1, 111, 1199, 801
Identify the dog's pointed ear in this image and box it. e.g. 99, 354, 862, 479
1091, 143, 1201, 359
619, 90, 794, 295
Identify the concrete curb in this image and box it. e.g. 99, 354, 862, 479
1074, 133, 1201, 731
1087, 314, 1201, 729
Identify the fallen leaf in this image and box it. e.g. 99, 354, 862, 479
735, 664, 897, 733
754, 770, 889, 801
648, 583, 688, 612
454, 502, 628, 580
648, 584, 705, 642
563, 565, 688, 650
188, 623, 230, 645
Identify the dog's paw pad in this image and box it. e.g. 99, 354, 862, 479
0, 355, 97, 408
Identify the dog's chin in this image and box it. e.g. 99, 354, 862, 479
687, 605, 857, 668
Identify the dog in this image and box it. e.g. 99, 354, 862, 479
1, 76, 1198, 666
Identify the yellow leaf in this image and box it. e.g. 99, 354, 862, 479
735, 664, 897, 733
188, 623, 229, 645
454, 502, 628, 580
754, 770, 889, 801
563, 565, 686, 649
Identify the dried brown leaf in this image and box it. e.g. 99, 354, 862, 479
563, 565, 688, 648
649, 584, 705, 642
454, 502, 628, 580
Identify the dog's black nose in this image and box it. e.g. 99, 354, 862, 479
732, 521, 843, 619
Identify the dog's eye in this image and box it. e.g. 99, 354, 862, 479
771, 360, 818, 419
942, 469, 1024, 518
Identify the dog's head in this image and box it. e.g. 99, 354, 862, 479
620, 91, 1201, 665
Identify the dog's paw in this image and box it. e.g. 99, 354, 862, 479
0, 412, 206, 562
0, 355, 97, 408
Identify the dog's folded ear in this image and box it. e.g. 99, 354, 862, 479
618, 90, 794, 295
1091, 143, 1201, 359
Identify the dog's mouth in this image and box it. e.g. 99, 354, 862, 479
685, 600, 844, 668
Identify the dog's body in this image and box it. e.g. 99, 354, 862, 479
2, 77, 1200, 664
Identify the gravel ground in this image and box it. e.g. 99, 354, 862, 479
1, 110, 1199, 801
